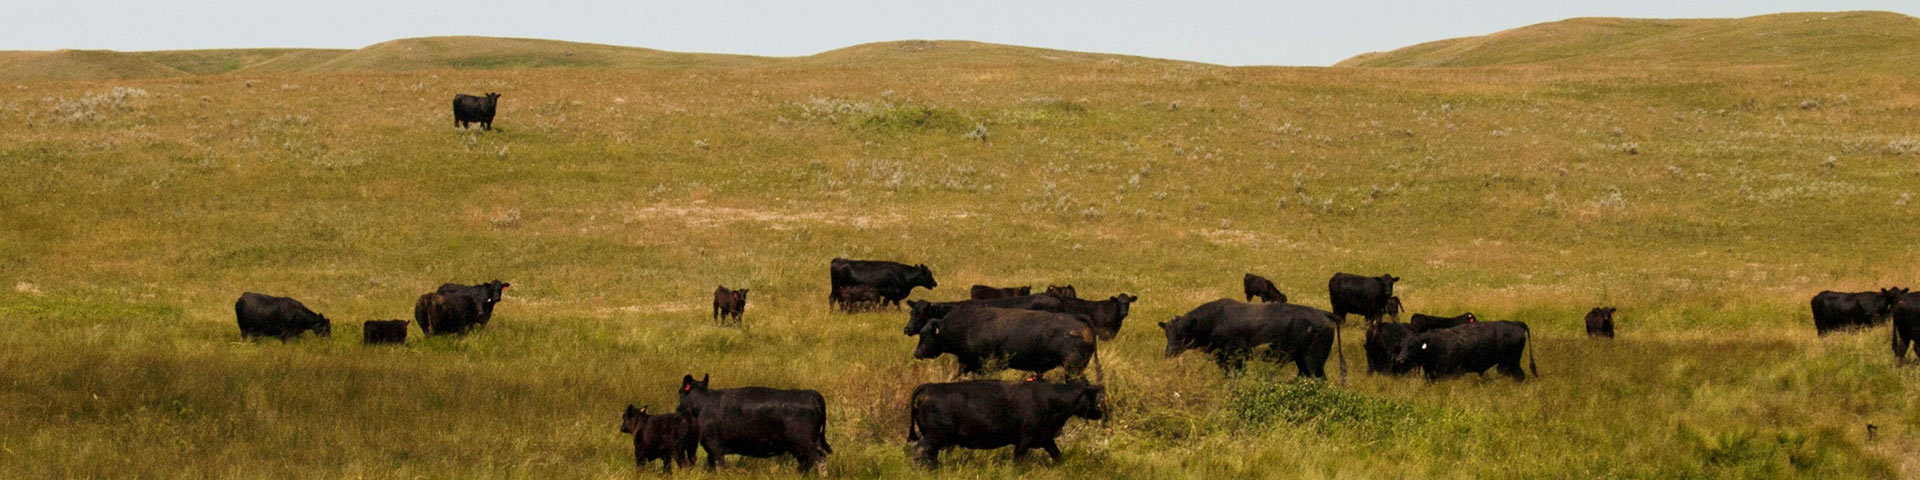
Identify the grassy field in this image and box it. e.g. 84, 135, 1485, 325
4, 24, 1920, 478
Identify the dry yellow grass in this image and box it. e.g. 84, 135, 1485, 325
2, 18, 1920, 479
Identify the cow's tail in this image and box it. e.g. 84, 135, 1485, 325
905, 393, 921, 443
1334, 314, 1349, 386
1525, 322, 1539, 377
815, 394, 833, 455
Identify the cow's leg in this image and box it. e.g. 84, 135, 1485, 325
913, 441, 940, 468
1041, 439, 1064, 462
660, 457, 672, 474
1499, 359, 1527, 381
702, 439, 725, 470
1895, 327, 1910, 365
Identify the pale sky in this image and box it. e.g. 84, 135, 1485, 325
4, 1, 1917, 66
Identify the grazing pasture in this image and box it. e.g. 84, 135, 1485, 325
2, 35, 1920, 478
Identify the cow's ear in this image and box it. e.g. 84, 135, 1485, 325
680, 375, 696, 392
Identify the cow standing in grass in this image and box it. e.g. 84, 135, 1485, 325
620, 405, 698, 473
1396, 321, 1538, 381
906, 379, 1105, 468
1160, 299, 1343, 380
1812, 288, 1907, 335
713, 286, 747, 326
829, 258, 937, 310
452, 92, 500, 130
1585, 307, 1617, 338
1891, 292, 1920, 364
675, 374, 831, 474
1329, 272, 1399, 326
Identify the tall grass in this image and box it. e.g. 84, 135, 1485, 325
1, 59, 1918, 478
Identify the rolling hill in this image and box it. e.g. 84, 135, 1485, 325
0, 50, 186, 81
1337, 11, 1920, 71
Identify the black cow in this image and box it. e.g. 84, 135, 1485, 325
437, 280, 509, 325
452, 92, 500, 130
1409, 312, 1477, 333
621, 405, 698, 473
903, 295, 1066, 336
1243, 273, 1286, 303
234, 292, 331, 339
1364, 322, 1416, 374
1396, 321, 1538, 381
835, 285, 883, 313
713, 286, 748, 326
906, 380, 1105, 468
1045, 285, 1077, 299
829, 258, 936, 309
1054, 294, 1137, 340
1893, 293, 1920, 365
1585, 307, 1617, 338
416, 280, 509, 335
676, 374, 831, 474
1329, 272, 1399, 325
970, 285, 1031, 300
913, 306, 1099, 380
1159, 299, 1343, 379
1812, 288, 1907, 335
362, 319, 407, 344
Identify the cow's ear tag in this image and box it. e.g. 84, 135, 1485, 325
682, 384, 691, 392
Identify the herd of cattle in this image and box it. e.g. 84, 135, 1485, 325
229, 256, 1917, 473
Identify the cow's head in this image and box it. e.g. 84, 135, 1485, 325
735, 289, 749, 303
480, 280, 509, 305
621, 404, 649, 434
310, 312, 332, 337
1159, 316, 1197, 357
1882, 288, 1911, 314
1384, 296, 1403, 317
1094, 294, 1138, 340
904, 300, 939, 335
1395, 337, 1434, 367
1379, 274, 1400, 293
485, 92, 501, 103
1068, 382, 1106, 421
913, 321, 945, 359
1046, 285, 1077, 299
675, 374, 712, 417
913, 264, 938, 289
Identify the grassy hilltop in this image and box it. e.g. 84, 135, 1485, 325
4, 11, 1920, 479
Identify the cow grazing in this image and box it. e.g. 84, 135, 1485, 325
829, 258, 937, 310
1408, 312, 1477, 333
713, 286, 748, 325
1159, 299, 1344, 380
906, 380, 1105, 468
415, 280, 509, 335
1364, 322, 1416, 374
1243, 273, 1286, 303
969, 285, 1032, 300
1396, 321, 1538, 381
913, 306, 1099, 381
621, 405, 698, 473
1329, 272, 1399, 325
676, 375, 831, 474
1893, 293, 1920, 365
235, 292, 331, 339
452, 92, 501, 130
834, 285, 883, 313
1044, 285, 1077, 299
1812, 288, 1907, 335
1585, 307, 1617, 338
904, 295, 1066, 336
362, 319, 407, 344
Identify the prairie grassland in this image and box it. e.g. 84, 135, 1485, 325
2, 59, 1919, 479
